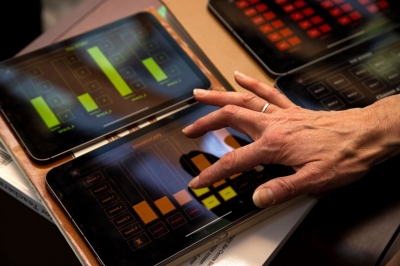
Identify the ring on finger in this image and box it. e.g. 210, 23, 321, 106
260, 102, 270, 113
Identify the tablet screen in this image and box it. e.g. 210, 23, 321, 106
46, 103, 293, 265
208, 0, 400, 75
275, 29, 400, 110
0, 12, 210, 161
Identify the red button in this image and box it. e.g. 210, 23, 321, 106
291, 11, 304, 21
311, 15, 323, 25
267, 32, 282, 42
249, 0, 260, 4
307, 28, 321, 38
276, 41, 290, 51
272, 19, 285, 29
357, 0, 370, 5
338, 15, 351, 25
294, 1, 306, 8
288, 36, 301, 46
260, 24, 273, 33
302, 7, 315, 16
378, 1, 390, 9
329, 7, 343, 17
263, 11, 277, 21
298, 20, 312, 29
349, 11, 362, 20
282, 4, 296, 13
275, 0, 287, 5
341, 3, 353, 12
366, 4, 379, 13
256, 3, 268, 12
244, 7, 257, 17
252, 15, 265, 25
320, 1, 334, 9
319, 23, 332, 33
236, 1, 249, 9
280, 27, 293, 37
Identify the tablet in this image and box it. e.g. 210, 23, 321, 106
208, 0, 400, 75
275, 28, 400, 110
0, 12, 211, 162
46, 103, 301, 266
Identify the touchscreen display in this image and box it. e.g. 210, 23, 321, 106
208, 0, 400, 75
275, 29, 400, 110
46, 104, 293, 266
0, 12, 210, 161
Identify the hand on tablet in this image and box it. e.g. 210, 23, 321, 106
182, 72, 400, 208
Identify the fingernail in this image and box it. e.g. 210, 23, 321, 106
188, 176, 199, 188
234, 71, 248, 79
182, 124, 192, 134
253, 188, 274, 208
193, 88, 208, 96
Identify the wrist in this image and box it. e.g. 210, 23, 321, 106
364, 94, 400, 163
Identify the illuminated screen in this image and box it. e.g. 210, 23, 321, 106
275, 28, 400, 110
0, 12, 210, 161
208, 0, 400, 75
46, 104, 293, 265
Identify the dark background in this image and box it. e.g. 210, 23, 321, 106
0, 189, 80, 265
0, 2, 43, 62
0, 2, 79, 265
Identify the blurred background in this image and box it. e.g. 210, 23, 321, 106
0, 1, 84, 265
0, 0, 83, 61
42, 0, 84, 31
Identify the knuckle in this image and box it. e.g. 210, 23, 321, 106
221, 105, 241, 116
241, 93, 258, 105
288, 106, 303, 113
270, 87, 282, 97
218, 152, 236, 173
274, 178, 297, 199
260, 130, 288, 148
306, 166, 335, 192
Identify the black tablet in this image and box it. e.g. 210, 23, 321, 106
0, 12, 211, 162
208, 0, 400, 75
46, 103, 299, 266
275, 28, 400, 110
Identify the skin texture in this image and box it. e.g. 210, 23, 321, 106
182, 71, 400, 208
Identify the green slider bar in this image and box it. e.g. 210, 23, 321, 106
31, 96, 60, 128
87, 46, 133, 97
142, 57, 168, 82
78, 93, 99, 112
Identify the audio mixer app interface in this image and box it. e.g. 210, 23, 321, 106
0, 13, 210, 160
46, 104, 293, 265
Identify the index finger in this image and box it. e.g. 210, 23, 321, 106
234, 71, 296, 109
189, 142, 263, 188
192, 89, 279, 114
183, 104, 265, 140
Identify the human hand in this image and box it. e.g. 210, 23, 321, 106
183, 71, 398, 208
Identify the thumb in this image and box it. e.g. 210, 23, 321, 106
252, 171, 310, 208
